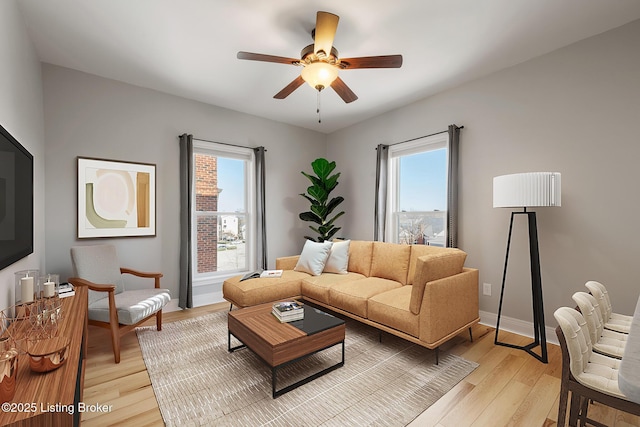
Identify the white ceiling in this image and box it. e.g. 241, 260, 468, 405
17, 0, 640, 134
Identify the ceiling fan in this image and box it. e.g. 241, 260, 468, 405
237, 11, 403, 104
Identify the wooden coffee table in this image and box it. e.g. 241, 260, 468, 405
228, 301, 345, 398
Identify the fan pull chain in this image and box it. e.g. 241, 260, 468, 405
317, 90, 322, 123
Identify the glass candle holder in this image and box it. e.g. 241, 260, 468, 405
39, 274, 59, 299
1, 298, 64, 354
14, 269, 40, 306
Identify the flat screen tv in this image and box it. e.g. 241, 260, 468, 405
0, 123, 33, 270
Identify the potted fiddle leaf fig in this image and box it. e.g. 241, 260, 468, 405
299, 158, 345, 242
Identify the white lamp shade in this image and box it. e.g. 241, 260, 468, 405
493, 172, 561, 208
301, 62, 339, 90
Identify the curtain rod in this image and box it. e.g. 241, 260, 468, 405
186, 135, 266, 151
384, 125, 464, 147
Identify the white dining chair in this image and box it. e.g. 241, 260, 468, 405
585, 281, 632, 333
572, 291, 627, 358
554, 307, 640, 426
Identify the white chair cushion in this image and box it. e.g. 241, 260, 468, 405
595, 335, 627, 358
604, 318, 632, 334
610, 312, 634, 323
88, 288, 171, 325
580, 352, 624, 398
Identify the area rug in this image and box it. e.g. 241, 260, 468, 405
136, 310, 477, 426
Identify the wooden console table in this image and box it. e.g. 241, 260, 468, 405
0, 286, 88, 427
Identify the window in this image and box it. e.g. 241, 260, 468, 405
387, 133, 449, 246
192, 141, 255, 281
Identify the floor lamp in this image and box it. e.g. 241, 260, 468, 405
493, 172, 561, 363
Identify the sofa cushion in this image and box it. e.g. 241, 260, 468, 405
407, 245, 455, 285
329, 277, 402, 318
347, 240, 373, 276
294, 240, 333, 276
410, 250, 467, 315
301, 272, 366, 304
323, 240, 350, 274
368, 286, 419, 338
370, 242, 411, 285
223, 270, 309, 307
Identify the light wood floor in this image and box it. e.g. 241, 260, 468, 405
81, 304, 640, 426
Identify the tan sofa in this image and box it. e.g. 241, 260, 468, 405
223, 240, 479, 362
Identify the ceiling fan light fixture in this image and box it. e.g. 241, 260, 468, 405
237, 11, 401, 104
301, 62, 338, 91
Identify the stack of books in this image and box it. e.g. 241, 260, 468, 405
272, 301, 304, 323
57, 282, 75, 298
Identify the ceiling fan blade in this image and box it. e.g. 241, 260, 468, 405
330, 77, 358, 103
274, 75, 305, 99
314, 11, 339, 57
340, 55, 403, 69
237, 51, 299, 65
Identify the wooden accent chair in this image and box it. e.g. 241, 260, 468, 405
585, 281, 633, 333
69, 244, 171, 363
572, 291, 627, 358
554, 307, 640, 426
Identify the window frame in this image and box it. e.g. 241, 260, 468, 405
191, 140, 256, 285
386, 132, 449, 245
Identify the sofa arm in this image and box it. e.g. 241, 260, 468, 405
410, 250, 467, 314
276, 255, 299, 270
418, 268, 479, 345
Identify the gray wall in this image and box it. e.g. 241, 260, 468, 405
0, 1, 45, 311
4, 0, 638, 332
42, 65, 325, 304
327, 19, 640, 329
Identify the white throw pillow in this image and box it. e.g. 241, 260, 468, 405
323, 240, 351, 274
294, 240, 333, 276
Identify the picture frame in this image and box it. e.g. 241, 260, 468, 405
77, 157, 156, 238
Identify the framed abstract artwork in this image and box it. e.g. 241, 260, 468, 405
77, 157, 156, 238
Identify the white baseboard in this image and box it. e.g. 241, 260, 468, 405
192, 281, 226, 308
480, 310, 558, 346
161, 281, 228, 311
163, 298, 181, 313
193, 290, 225, 308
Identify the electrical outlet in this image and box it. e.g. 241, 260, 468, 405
483, 282, 492, 296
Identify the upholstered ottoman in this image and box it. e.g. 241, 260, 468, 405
222, 270, 308, 308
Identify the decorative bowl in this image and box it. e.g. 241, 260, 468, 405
27, 336, 70, 373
